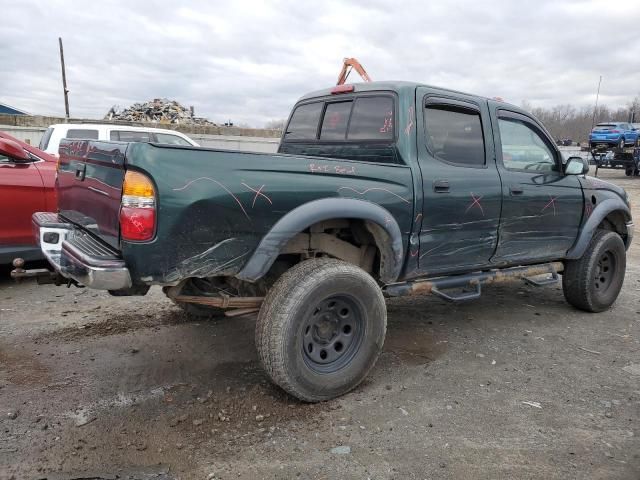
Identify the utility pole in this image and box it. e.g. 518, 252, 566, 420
59, 37, 70, 120
590, 75, 602, 130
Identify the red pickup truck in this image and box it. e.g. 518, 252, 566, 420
0, 132, 57, 263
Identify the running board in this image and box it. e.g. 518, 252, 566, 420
384, 262, 563, 302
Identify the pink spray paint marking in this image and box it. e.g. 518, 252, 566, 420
173, 177, 250, 221
542, 195, 558, 216
465, 193, 484, 216
241, 183, 273, 208
404, 106, 415, 136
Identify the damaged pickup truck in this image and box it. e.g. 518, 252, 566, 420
15, 81, 633, 402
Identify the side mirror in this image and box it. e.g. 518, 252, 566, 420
564, 156, 589, 175
0, 138, 30, 163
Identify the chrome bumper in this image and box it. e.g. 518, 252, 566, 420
32, 212, 132, 290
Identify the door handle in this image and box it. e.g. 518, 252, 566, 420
510, 185, 523, 195
433, 179, 450, 193
75, 164, 86, 181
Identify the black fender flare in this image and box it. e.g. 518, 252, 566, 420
565, 198, 632, 259
236, 198, 404, 283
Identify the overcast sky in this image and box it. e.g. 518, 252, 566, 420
2, 0, 639, 127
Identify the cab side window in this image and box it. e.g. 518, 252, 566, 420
498, 118, 558, 172
424, 104, 485, 167
66, 129, 99, 140
111, 130, 152, 142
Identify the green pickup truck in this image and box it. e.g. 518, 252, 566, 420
16, 81, 633, 402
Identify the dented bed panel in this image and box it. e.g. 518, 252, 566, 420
121, 143, 414, 284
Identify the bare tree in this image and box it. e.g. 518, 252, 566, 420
520, 98, 639, 144
265, 119, 286, 131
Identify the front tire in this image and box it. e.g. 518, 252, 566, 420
563, 230, 626, 312
256, 258, 387, 402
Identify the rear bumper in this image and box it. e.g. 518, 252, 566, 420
32, 212, 132, 290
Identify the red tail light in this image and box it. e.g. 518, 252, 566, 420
120, 171, 156, 241
610, 130, 620, 133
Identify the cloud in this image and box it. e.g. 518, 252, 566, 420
1, 0, 639, 126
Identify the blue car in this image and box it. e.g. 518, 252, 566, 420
589, 122, 639, 149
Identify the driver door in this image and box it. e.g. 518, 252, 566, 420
491, 105, 583, 264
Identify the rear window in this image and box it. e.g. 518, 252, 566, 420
320, 102, 352, 140
594, 124, 617, 130
284, 95, 395, 143
284, 102, 323, 140
348, 96, 394, 141
39, 127, 54, 150
110, 130, 152, 142
66, 129, 99, 140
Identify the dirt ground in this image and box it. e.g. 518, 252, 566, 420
1, 169, 639, 480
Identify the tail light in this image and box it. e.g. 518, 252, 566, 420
120, 170, 156, 241
611, 130, 620, 133
331, 84, 355, 94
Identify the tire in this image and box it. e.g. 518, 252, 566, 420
562, 230, 626, 312
256, 258, 387, 402
625, 166, 633, 176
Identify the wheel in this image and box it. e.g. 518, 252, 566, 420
256, 258, 387, 402
562, 230, 626, 312
618, 138, 626, 149
625, 166, 633, 176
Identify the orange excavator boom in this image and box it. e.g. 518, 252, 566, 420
336, 57, 372, 85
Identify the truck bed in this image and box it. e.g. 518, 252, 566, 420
56, 140, 415, 285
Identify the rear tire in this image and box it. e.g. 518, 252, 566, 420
256, 258, 387, 402
562, 230, 626, 312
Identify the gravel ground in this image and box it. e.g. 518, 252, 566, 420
0, 169, 639, 480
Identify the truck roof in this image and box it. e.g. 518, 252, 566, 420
298, 80, 504, 105
48, 123, 189, 135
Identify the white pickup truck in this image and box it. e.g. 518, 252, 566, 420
38, 123, 198, 155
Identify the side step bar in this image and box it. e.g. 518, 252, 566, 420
384, 262, 563, 302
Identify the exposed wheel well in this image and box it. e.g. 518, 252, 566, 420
598, 210, 629, 243
268, 218, 396, 283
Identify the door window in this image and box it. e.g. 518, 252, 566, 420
498, 118, 558, 172
424, 105, 485, 166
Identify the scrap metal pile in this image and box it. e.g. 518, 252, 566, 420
104, 98, 216, 125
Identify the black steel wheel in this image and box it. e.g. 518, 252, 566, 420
301, 295, 365, 373
593, 251, 616, 294
256, 258, 387, 402
563, 230, 626, 312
